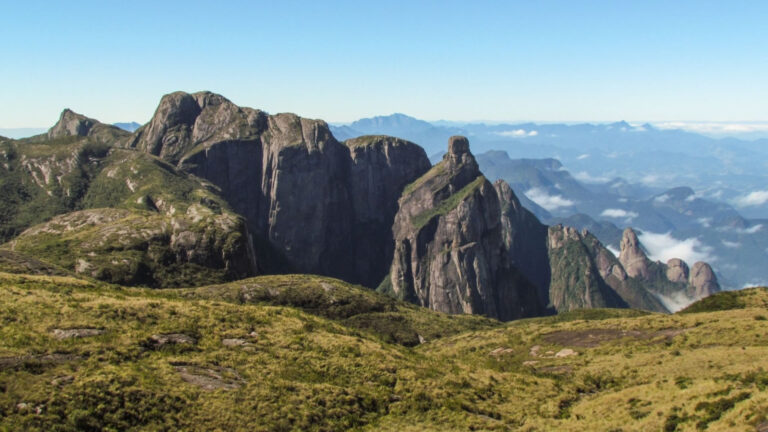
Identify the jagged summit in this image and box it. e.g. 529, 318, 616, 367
47, 108, 127, 142
48, 109, 99, 138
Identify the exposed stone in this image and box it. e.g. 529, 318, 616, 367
131, 92, 431, 287
51, 328, 105, 340
222, 338, 252, 347
689, 262, 720, 298
389, 137, 542, 321
619, 228, 650, 279
173, 363, 244, 391
555, 348, 578, 358
666, 258, 690, 284
146, 333, 197, 348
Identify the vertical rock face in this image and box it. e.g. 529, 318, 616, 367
346, 136, 432, 286
128, 92, 430, 286
689, 262, 719, 298
619, 228, 651, 279
389, 137, 542, 321
666, 258, 690, 284
494, 179, 551, 301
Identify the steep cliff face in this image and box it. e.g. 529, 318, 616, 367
389, 137, 541, 321
546, 225, 630, 311
494, 180, 551, 303
345, 136, 432, 286
130, 92, 431, 286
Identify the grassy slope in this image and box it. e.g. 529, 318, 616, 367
1, 272, 767, 431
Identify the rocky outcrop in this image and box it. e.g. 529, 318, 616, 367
131, 91, 430, 287
614, 227, 720, 309
7, 206, 254, 288
388, 136, 542, 321
619, 228, 650, 279
666, 258, 689, 284
689, 262, 719, 298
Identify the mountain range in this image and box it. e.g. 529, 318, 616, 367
4, 91, 768, 431
332, 113, 768, 290
0, 91, 723, 316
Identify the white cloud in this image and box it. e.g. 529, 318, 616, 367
600, 208, 639, 221
721, 240, 741, 249
618, 198, 628, 203
697, 217, 712, 228
743, 224, 763, 234
735, 190, 768, 207
496, 129, 538, 138
743, 281, 768, 289
655, 121, 768, 136
654, 194, 670, 203
524, 188, 575, 211
572, 171, 611, 184
576, 154, 590, 160
718, 224, 763, 234
654, 291, 696, 313
638, 231, 716, 264
640, 174, 659, 185
606, 245, 620, 258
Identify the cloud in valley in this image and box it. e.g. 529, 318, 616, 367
496, 129, 538, 138
524, 188, 574, 211
638, 231, 715, 264
600, 208, 639, 221
736, 190, 768, 207
573, 171, 611, 184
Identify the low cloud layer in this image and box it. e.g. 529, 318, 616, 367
736, 190, 768, 207
638, 231, 715, 264
654, 121, 768, 138
496, 129, 538, 138
573, 171, 611, 184
600, 208, 639, 221
524, 187, 574, 211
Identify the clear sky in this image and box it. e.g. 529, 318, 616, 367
2, 0, 768, 127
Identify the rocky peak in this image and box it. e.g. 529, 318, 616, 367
48, 109, 98, 139
666, 258, 690, 283
127, 91, 268, 165
444, 135, 478, 173
689, 262, 720, 298
619, 227, 650, 279
388, 136, 542, 321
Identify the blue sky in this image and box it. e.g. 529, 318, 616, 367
2, 0, 768, 127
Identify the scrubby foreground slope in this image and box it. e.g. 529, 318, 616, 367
1, 272, 766, 431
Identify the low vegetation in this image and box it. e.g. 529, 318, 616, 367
0, 266, 766, 431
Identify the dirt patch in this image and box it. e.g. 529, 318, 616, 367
0, 353, 83, 371
541, 327, 686, 348
172, 363, 244, 391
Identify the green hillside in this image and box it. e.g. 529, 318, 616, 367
1, 270, 766, 431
